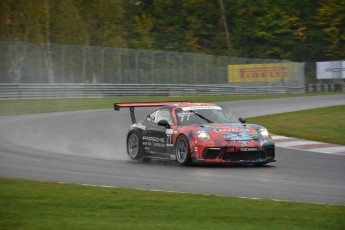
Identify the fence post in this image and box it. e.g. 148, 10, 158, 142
179, 53, 183, 84
193, 54, 196, 84
118, 48, 123, 84
100, 47, 105, 83
135, 50, 141, 84
61, 45, 66, 83
205, 55, 209, 83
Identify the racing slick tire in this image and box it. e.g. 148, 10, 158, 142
175, 135, 191, 166
127, 132, 144, 161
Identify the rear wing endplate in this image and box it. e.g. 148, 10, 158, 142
114, 101, 191, 124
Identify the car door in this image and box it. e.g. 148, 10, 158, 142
141, 110, 159, 156
145, 108, 173, 158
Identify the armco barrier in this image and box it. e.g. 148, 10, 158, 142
0, 84, 305, 100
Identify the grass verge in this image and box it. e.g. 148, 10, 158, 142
0, 177, 344, 230
0, 92, 341, 116
248, 105, 345, 145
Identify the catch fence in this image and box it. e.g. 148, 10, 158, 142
0, 41, 304, 87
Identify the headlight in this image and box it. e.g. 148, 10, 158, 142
196, 130, 211, 141
260, 128, 270, 138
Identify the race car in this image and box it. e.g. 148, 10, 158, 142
114, 101, 275, 166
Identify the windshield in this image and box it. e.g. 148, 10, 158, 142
175, 106, 238, 125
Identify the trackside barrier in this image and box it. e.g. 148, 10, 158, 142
305, 84, 343, 92
0, 84, 305, 100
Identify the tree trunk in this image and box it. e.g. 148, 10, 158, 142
45, 0, 55, 83
219, 0, 231, 50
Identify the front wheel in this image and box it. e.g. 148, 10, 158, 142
127, 132, 143, 161
175, 135, 191, 166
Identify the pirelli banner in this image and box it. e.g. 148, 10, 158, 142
317, 61, 345, 79
228, 63, 300, 83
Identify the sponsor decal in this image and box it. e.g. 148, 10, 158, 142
240, 147, 258, 151
153, 143, 165, 147
143, 136, 165, 143
228, 63, 297, 83
213, 128, 246, 133
239, 67, 287, 80
170, 154, 176, 160
325, 68, 345, 72
317, 61, 345, 79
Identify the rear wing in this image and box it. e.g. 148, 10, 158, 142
114, 101, 191, 124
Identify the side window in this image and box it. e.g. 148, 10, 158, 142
146, 110, 159, 123
157, 109, 173, 124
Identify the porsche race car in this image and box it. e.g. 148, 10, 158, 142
114, 102, 275, 166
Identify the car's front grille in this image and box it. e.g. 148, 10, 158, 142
203, 146, 274, 162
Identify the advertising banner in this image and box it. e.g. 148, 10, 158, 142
228, 63, 293, 83
316, 61, 345, 79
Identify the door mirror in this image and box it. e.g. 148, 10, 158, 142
239, 117, 246, 123
158, 119, 170, 129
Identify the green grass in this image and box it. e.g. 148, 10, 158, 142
0, 178, 344, 230
248, 105, 345, 145
0, 92, 341, 116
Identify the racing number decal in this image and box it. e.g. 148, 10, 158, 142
166, 134, 173, 146
166, 129, 174, 147
177, 112, 192, 122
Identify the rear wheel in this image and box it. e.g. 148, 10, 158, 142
175, 135, 191, 166
127, 132, 143, 161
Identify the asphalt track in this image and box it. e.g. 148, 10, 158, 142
0, 95, 345, 205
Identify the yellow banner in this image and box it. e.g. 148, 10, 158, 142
228, 63, 290, 83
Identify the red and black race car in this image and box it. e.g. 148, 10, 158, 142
115, 102, 275, 166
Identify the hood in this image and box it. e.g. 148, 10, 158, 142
198, 123, 260, 141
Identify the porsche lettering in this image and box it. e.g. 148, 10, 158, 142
143, 136, 165, 143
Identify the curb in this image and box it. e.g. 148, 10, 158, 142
271, 135, 345, 156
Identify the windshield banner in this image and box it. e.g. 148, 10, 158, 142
181, 106, 222, 111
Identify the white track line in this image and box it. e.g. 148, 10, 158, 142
74, 182, 343, 206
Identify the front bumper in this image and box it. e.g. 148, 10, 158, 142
193, 145, 276, 164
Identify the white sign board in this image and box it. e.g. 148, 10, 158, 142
317, 61, 345, 79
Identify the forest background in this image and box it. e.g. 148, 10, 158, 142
0, 0, 344, 63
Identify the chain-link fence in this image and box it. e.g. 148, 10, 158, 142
0, 41, 305, 87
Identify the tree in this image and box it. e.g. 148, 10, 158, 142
228, 0, 294, 59
149, 0, 185, 51
49, 0, 87, 45
0, 0, 48, 82
219, 0, 231, 50
316, 0, 345, 60
277, 0, 326, 62
182, 0, 227, 54
74, 0, 127, 48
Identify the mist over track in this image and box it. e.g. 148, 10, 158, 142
0, 95, 344, 204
